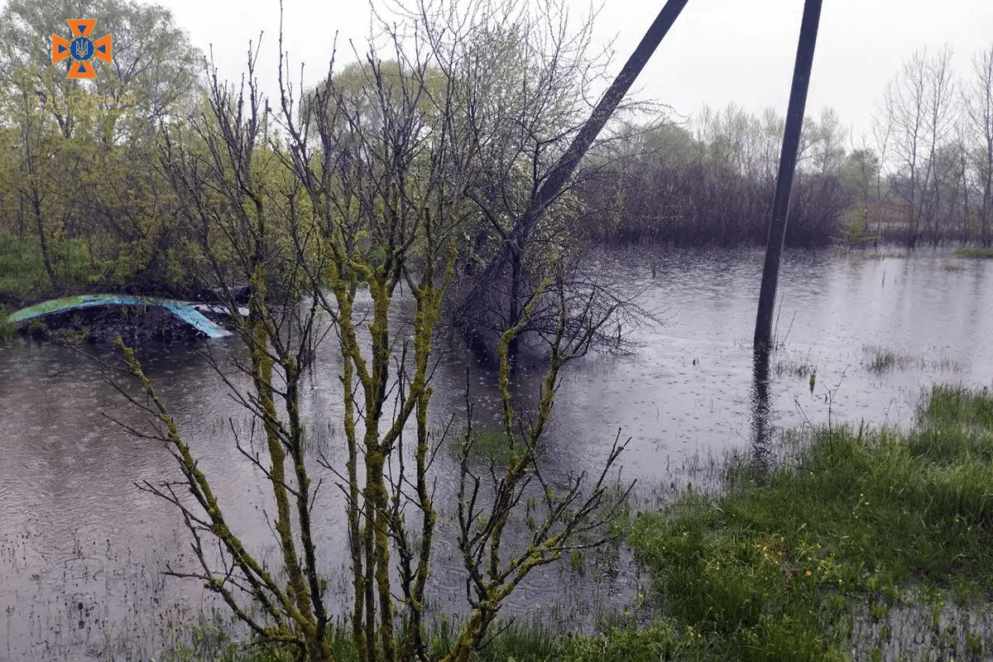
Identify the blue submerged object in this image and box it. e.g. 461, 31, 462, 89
6, 294, 231, 339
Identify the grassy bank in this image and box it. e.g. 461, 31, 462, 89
629, 384, 993, 661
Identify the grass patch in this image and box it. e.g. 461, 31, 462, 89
864, 346, 900, 373
449, 427, 516, 464
774, 359, 815, 379
158, 612, 706, 662
862, 345, 958, 375
952, 246, 993, 258
629, 385, 993, 661
428, 617, 709, 662
131, 387, 993, 661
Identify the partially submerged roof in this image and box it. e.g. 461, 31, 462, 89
6, 294, 230, 339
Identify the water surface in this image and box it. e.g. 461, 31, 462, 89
2, 246, 991, 659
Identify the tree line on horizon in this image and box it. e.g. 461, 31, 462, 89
1, 1, 991, 317
582, 43, 993, 249
579, 105, 851, 247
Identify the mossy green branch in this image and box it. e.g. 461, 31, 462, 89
487, 279, 550, 580
247, 269, 316, 634
115, 339, 313, 637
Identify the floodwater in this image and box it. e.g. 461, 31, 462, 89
2, 246, 992, 660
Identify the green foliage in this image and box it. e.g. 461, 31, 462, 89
474, 624, 557, 662
840, 205, 880, 245
425, 618, 702, 662
154, 617, 714, 662
0, 304, 14, 339
306, 60, 448, 135
839, 148, 880, 203
629, 386, 993, 661
922, 384, 993, 429
0, 0, 202, 129
0, 0, 210, 304
0, 233, 101, 299
561, 623, 689, 661
153, 612, 242, 662
462, 621, 695, 662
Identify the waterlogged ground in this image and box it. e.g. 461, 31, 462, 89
2, 246, 992, 659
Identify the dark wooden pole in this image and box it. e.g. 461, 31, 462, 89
753, 0, 823, 352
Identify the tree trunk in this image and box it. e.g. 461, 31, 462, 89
507, 245, 522, 367
31, 189, 58, 286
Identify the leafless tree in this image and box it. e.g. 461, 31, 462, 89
810, 107, 847, 176
115, 4, 632, 661
965, 45, 993, 245
884, 47, 957, 247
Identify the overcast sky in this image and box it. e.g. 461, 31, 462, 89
165, 0, 993, 141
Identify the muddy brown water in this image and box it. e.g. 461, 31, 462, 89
2, 246, 992, 660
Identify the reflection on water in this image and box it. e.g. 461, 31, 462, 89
750, 345, 773, 472
2, 246, 992, 659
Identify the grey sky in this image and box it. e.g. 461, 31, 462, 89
167, 0, 993, 140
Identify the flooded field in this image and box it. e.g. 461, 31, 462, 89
2, 246, 991, 660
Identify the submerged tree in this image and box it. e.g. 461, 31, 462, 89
404, 0, 680, 365
117, 3, 630, 661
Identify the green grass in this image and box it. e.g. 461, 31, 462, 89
425, 618, 701, 662
159, 614, 703, 662
628, 385, 993, 661
952, 246, 993, 258
449, 427, 516, 464
862, 345, 958, 375
774, 359, 815, 379
865, 347, 899, 373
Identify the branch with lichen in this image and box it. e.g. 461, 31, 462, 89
443, 280, 631, 662
116, 338, 332, 659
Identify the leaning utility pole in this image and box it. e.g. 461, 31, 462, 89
753, 0, 823, 353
